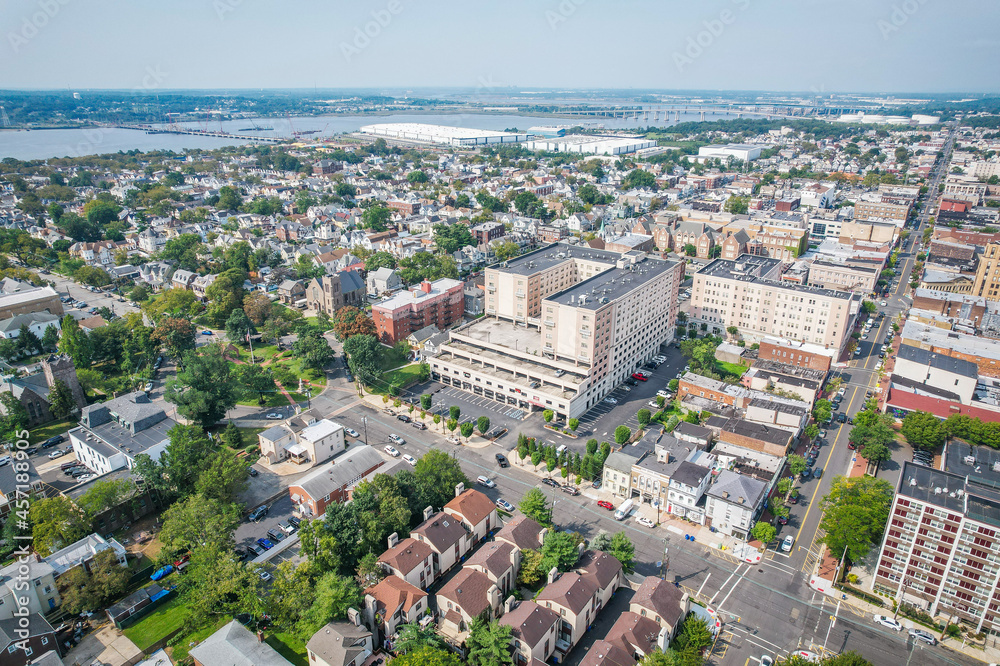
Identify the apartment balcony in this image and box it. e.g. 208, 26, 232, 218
544, 320, 555, 327
515, 290, 525, 298
580, 329, 591, 337
487, 284, 496, 292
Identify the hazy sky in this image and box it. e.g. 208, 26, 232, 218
2, 0, 998, 92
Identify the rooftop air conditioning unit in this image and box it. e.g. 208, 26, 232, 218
964, 455, 977, 466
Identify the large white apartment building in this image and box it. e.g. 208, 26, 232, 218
429, 244, 684, 421
691, 254, 856, 353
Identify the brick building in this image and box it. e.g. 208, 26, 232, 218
371, 278, 464, 345
287, 446, 385, 517
757, 339, 833, 372
388, 200, 421, 216
718, 418, 794, 457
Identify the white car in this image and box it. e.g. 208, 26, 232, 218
657, 389, 671, 398
873, 614, 902, 631
604, 397, 618, 405
880, 301, 887, 307
47, 450, 65, 459
384, 445, 400, 457
648, 400, 661, 408
77, 474, 96, 482
402, 454, 417, 466
636, 516, 655, 528
344, 427, 360, 438
265, 413, 282, 420
388, 434, 405, 445
781, 534, 794, 552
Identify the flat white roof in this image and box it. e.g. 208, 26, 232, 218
360, 123, 522, 140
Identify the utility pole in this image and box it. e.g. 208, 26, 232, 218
362, 417, 368, 447
247, 328, 255, 363
893, 577, 912, 621
823, 599, 840, 653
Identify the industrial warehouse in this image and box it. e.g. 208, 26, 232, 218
359, 123, 529, 146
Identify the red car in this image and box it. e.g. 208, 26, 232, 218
631, 373, 648, 382
597, 500, 614, 510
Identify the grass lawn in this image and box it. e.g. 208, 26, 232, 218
378, 344, 411, 371
266, 632, 309, 666
122, 596, 189, 651
170, 617, 231, 663
29, 417, 77, 445
717, 360, 748, 377
379, 363, 425, 390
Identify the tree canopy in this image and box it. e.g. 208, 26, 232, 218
819, 475, 893, 562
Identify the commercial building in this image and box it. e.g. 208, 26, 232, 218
0, 285, 63, 320
871, 446, 1000, 635
697, 144, 762, 162
901, 320, 1000, 379
69, 392, 175, 475
525, 135, 656, 156
429, 244, 684, 420
691, 255, 856, 352
371, 278, 464, 345
807, 259, 880, 294
854, 199, 912, 226
359, 123, 529, 146
971, 243, 1000, 300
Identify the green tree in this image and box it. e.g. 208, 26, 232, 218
30, 496, 91, 556
391, 646, 462, 666
543, 409, 554, 423
637, 409, 651, 428
449, 405, 461, 421
165, 345, 240, 428
158, 494, 240, 556
299, 573, 364, 637
413, 449, 470, 511
47, 379, 77, 419
901, 411, 946, 450
151, 316, 196, 361
217, 185, 242, 210
460, 421, 474, 438
343, 334, 382, 383
265, 561, 317, 633
674, 615, 713, 653
684, 243, 697, 257
58, 549, 129, 614
432, 223, 475, 254
812, 399, 833, 424
362, 205, 391, 231
293, 331, 335, 370
622, 169, 656, 190
568, 417, 579, 432
195, 447, 250, 504
592, 531, 636, 573
298, 518, 341, 573
331, 306, 377, 341
58, 315, 91, 367
519, 487, 552, 525
466, 618, 513, 666
787, 454, 807, 477
818, 475, 894, 562
859, 440, 892, 472
242, 292, 273, 326
394, 623, 447, 655
540, 530, 580, 572
751, 521, 776, 545
518, 549, 544, 586
724, 195, 749, 215
235, 363, 276, 404
363, 251, 396, 273
40, 324, 60, 351
205, 268, 247, 326
225, 307, 254, 345
477, 416, 491, 435
420, 394, 432, 411
614, 425, 632, 445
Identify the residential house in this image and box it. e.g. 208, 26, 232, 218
190, 620, 293, 666
436, 568, 501, 639
0, 559, 59, 619
444, 486, 499, 545
630, 577, 691, 644
277, 279, 306, 305
603, 612, 663, 662
288, 445, 385, 517
0, 312, 60, 341
576, 549, 624, 610
500, 599, 560, 666
258, 414, 346, 467
0, 615, 60, 666
378, 534, 436, 590
495, 515, 546, 553
411, 507, 472, 577
536, 568, 599, 658
306, 618, 374, 666
171, 269, 197, 290
578, 639, 635, 666
191, 274, 218, 300
363, 575, 428, 647
704, 470, 769, 540
666, 461, 713, 525
367, 267, 403, 297
465, 541, 520, 598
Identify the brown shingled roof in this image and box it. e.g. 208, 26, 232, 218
436, 569, 494, 619
466, 541, 515, 578
412, 512, 468, 553
631, 577, 686, 629
604, 611, 661, 657
366, 576, 427, 618
499, 600, 558, 649
578, 639, 636, 666
378, 537, 432, 576
536, 572, 597, 614
445, 488, 496, 527
576, 550, 622, 591
495, 514, 545, 551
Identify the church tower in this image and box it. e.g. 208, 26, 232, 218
42, 354, 86, 410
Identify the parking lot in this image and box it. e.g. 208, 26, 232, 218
234, 495, 296, 553
404, 381, 528, 436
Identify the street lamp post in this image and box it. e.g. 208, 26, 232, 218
893, 577, 912, 621
362, 417, 369, 447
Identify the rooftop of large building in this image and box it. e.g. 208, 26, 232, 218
372, 278, 463, 312
544, 255, 678, 311
698, 255, 854, 300
897, 344, 979, 379
492, 243, 620, 277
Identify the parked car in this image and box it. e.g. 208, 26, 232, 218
631, 373, 648, 382
411, 422, 427, 430
592, 480, 602, 489
287, 516, 301, 529
201, 330, 214, 336
604, 397, 618, 405
396, 414, 411, 423
562, 486, 580, 496
344, 427, 360, 438
143, 382, 154, 392
248, 505, 268, 522
248, 467, 258, 477
781, 535, 795, 552
908, 628, 937, 645
384, 445, 400, 457
477, 475, 496, 488
402, 454, 417, 466
266, 528, 285, 543
388, 434, 405, 445
265, 413, 282, 420
636, 516, 655, 528
814, 468, 823, 479
776, 516, 788, 525
278, 521, 295, 534
496, 454, 509, 468
256, 538, 274, 551
873, 615, 902, 631
41, 434, 65, 448
597, 500, 614, 510
542, 478, 560, 488
657, 389, 672, 398
496, 498, 515, 512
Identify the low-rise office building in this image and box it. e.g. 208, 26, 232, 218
70, 392, 175, 475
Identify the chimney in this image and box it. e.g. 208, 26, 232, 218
421, 280, 433, 294
504, 594, 517, 615
547, 566, 559, 585
387, 532, 399, 549
489, 585, 501, 614
455, 482, 465, 498
578, 542, 585, 558
538, 527, 548, 546
424, 505, 434, 521
347, 608, 362, 627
